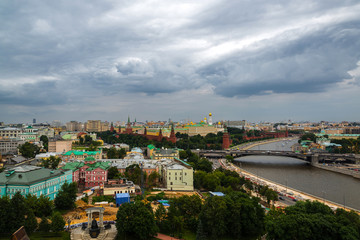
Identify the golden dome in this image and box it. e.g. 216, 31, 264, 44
209, 113, 212, 116
204, 117, 207, 120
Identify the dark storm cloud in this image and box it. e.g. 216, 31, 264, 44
0, 81, 67, 106
199, 21, 360, 97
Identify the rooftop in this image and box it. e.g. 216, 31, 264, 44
0, 165, 70, 185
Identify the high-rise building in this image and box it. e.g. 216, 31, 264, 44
66, 121, 83, 131
85, 120, 101, 132
33, 118, 36, 124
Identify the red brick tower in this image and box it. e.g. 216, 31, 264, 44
222, 127, 231, 149
158, 128, 163, 141
125, 116, 133, 134
144, 127, 147, 135
110, 122, 114, 132
169, 124, 176, 144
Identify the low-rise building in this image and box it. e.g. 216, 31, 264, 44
103, 179, 140, 196
0, 165, 72, 200
48, 140, 72, 153
61, 157, 111, 188
0, 127, 22, 139
152, 148, 179, 160
62, 150, 102, 161
163, 159, 193, 191
0, 139, 25, 154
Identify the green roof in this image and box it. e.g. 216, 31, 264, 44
87, 162, 112, 171
63, 150, 101, 156
84, 157, 96, 161
62, 161, 111, 171
0, 165, 70, 186
62, 162, 84, 171
147, 144, 155, 150
174, 158, 191, 167
62, 134, 73, 140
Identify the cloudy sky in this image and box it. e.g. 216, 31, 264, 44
1, 0, 360, 124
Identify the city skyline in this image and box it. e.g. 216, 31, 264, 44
1, 1, 360, 123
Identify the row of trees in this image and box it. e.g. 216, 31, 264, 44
179, 149, 213, 172
115, 195, 360, 240
194, 167, 252, 192
105, 147, 127, 159
116, 192, 265, 240
0, 192, 66, 234
331, 138, 360, 154
266, 200, 360, 240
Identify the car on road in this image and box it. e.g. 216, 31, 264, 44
279, 197, 285, 200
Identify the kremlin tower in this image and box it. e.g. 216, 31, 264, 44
222, 126, 231, 149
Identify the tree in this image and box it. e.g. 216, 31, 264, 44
300, 133, 317, 142
38, 217, 51, 232
197, 158, 213, 173
125, 164, 142, 185
196, 219, 206, 240
0, 196, 11, 233
24, 210, 38, 234
119, 148, 127, 158
107, 166, 120, 179
266, 201, 360, 240
107, 147, 118, 159
41, 156, 61, 169
225, 155, 234, 163
116, 202, 158, 240
148, 171, 160, 188
18, 142, 40, 158
54, 182, 77, 210
40, 135, 49, 151
37, 195, 54, 217
155, 203, 170, 233
51, 212, 65, 232
171, 195, 202, 231
200, 196, 227, 239
225, 192, 265, 238
9, 192, 27, 233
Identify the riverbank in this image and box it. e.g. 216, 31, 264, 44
231, 137, 297, 151
220, 159, 360, 213
312, 163, 360, 179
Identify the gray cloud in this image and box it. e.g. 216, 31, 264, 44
0, 0, 360, 122
199, 21, 360, 97
0, 81, 67, 106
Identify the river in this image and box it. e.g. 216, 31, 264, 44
235, 139, 360, 211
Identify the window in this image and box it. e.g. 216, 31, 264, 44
170, 182, 173, 185
185, 173, 187, 176
180, 177, 182, 180
175, 177, 177, 180
169, 177, 171, 180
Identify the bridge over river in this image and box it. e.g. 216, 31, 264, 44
198, 149, 360, 165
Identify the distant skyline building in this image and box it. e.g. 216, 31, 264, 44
33, 118, 36, 124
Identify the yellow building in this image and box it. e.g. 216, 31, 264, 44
164, 160, 193, 191
152, 148, 179, 160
